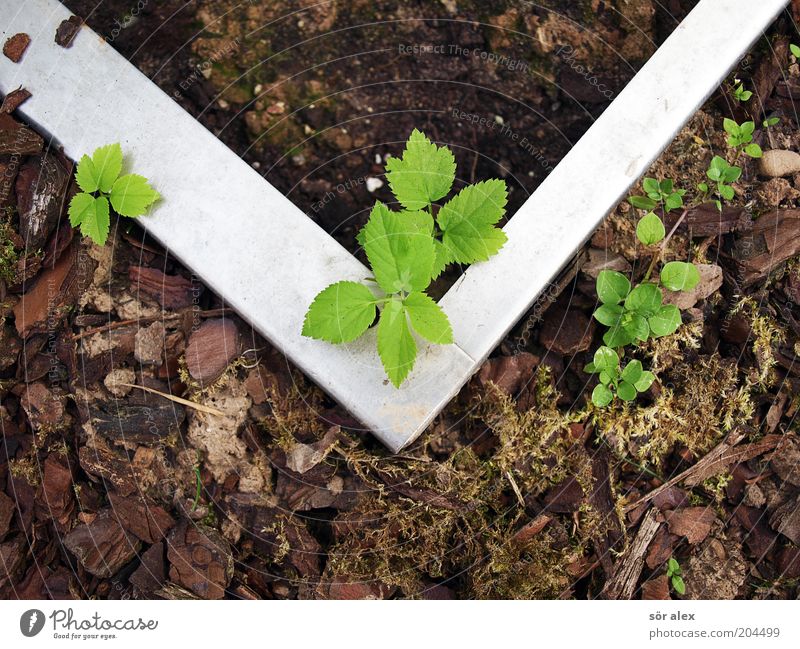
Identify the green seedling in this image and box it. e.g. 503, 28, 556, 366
666, 557, 686, 595
68, 143, 160, 246
698, 155, 742, 209
731, 80, 752, 102
791, 44, 800, 60
763, 116, 780, 129
303, 129, 508, 387
722, 118, 762, 158
585, 346, 655, 407
628, 177, 685, 212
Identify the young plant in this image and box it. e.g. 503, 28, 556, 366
628, 177, 685, 212
731, 80, 752, 102
303, 129, 508, 387
666, 557, 686, 595
68, 143, 160, 246
585, 346, 654, 407
791, 44, 800, 60
722, 118, 762, 159
698, 155, 741, 209
763, 116, 780, 129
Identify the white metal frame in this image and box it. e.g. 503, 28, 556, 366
0, 0, 788, 451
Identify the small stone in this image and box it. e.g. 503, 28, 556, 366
366, 177, 384, 193
134, 321, 165, 366
103, 367, 136, 397
758, 149, 800, 178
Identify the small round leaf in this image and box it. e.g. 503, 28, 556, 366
593, 345, 618, 372
592, 384, 614, 407
617, 381, 637, 402
648, 304, 682, 337
621, 359, 643, 384
596, 270, 631, 304
636, 212, 665, 246
593, 304, 623, 327
660, 261, 700, 292
625, 283, 662, 316
634, 371, 656, 392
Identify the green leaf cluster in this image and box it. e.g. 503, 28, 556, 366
666, 557, 686, 595
585, 346, 654, 407
627, 177, 685, 212
732, 81, 752, 103
722, 118, 762, 158
303, 129, 508, 387
68, 143, 160, 245
698, 155, 742, 209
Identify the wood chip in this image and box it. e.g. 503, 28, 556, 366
0, 87, 32, 114
167, 522, 233, 600
664, 507, 716, 545
0, 113, 43, 156
185, 318, 241, 383
55, 16, 82, 48
2, 33, 30, 63
108, 492, 175, 543
602, 507, 661, 600
129, 266, 199, 309
64, 509, 141, 578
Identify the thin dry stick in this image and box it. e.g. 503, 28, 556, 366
71, 308, 229, 341
644, 207, 689, 281
118, 383, 225, 416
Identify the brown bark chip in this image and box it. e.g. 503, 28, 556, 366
55, 16, 82, 48
167, 522, 233, 599
64, 510, 141, 578
185, 318, 241, 383
3, 33, 30, 63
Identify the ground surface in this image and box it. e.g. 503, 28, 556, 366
2, 0, 800, 600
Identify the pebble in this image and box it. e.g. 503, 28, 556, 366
366, 177, 384, 193
758, 149, 800, 177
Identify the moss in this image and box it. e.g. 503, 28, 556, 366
730, 297, 785, 389
0, 220, 20, 284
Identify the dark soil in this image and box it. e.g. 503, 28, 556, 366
2, 0, 800, 601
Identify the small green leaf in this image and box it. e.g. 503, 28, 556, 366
596, 270, 631, 304
385, 129, 456, 210
722, 165, 742, 183
75, 154, 100, 193
628, 195, 657, 210
91, 143, 123, 193
744, 143, 762, 158
642, 178, 660, 194
593, 303, 623, 327
302, 281, 378, 343
68, 193, 111, 245
593, 346, 618, 372
625, 283, 662, 316
377, 298, 417, 387
617, 381, 636, 401
592, 383, 614, 407
722, 117, 737, 135
763, 117, 780, 127
621, 359, 643, 384
635, 371, 655, 392
624, 313, 650, 341
599, 370, 613, 385
603, 324, 635, 348
672, 575, 686, 595
791, 43, 800, 59
362, 202, 435, 294
583, 362, 597, 374
667, 558, 679, 575
430, 238, 451, 279
664, 192, 683, 212
109, 174, 160, 217
636, 212, 665, 246
660, 261, 700, 291
648, 304, 682, 337
403, 291, 453, 344
718, 184, 734, 201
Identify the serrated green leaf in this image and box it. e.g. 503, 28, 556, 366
625, 282, 662, 316
636, 211, 665, 246
109, 174, 160, 217
377, 298, 417, 387
617, 381, 636, 401
68, 193, 111, 245
596, 270, 630, 304
385, 129, 456, 210
75, 154, 100, 193
403, 291, 453, 344
91, 143, 123, 193
660, 261, 700, 291
430, 238, 451, 279
592, 383, 614, 407
649, 304, 682, 337
437, 180, 508, 264
301, 281, 377, 343
621, 359, 643, 384
628, 195, 657, 210
593, 346, 618, 372
634, 371, 655, 392
362, 202, 435, 294
593, 303, 623, 327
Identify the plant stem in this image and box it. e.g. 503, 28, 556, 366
643, 207, 688, 281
